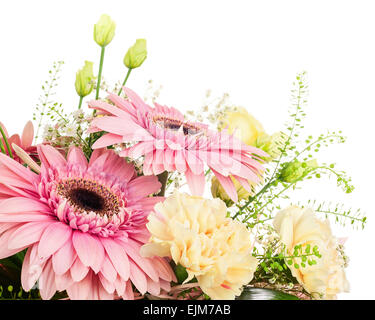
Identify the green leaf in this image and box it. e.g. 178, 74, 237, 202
237, 287, 299, 300
174, 264, 188, 284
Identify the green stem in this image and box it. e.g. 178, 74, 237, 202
0, 126, 13, 158
78, 96, 83, 109
0, 138, 6, 154
118, 68, 132, 96
95, 46, 106, 100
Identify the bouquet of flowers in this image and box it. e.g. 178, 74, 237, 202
0, 14, 366, 301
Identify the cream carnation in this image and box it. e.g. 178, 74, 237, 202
273, 206, 350, 299
141, 191, 258, 300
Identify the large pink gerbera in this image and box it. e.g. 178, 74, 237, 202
88, 88, 268, 202
0, 145, 175, 299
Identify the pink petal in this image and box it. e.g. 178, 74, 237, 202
147, 277, 161, 296
107, 92, 136, 116
210, 168, 238, 202
152, 149, 166, 175
0, 213, 51, 223
233, 175, 253, 193
103, 150, 136, 182
91, 116, 152, 140
100, 238, 130, 281
114, 275, 126, 296
67, 146, 88, 168
91, 133, 123, 149
186, 150, 204, 175
185, 169, 205, 196
153, 257, 176, 282
0, 225, 28, 259
100, 256, 117, 283
7, 221, 51, 250
67, 271, 93, 300
119, 141, 155, 159
98, 272, 115, 294
37, 144, 67, 170
98, 280, 114, 299
88, 99, 131, 118
21, 121, 34, 149
128, 197, 163, 213
0, 197, 50, 214
125, 239, 159, 282
72, 231, 105, 273
163, 148, 176, 172
70, 257, 89, 282
38, 222, 72, 258
123, 87, 152, 114
0, 153, 39, 187
52, 239, 77, 275
55, 271, 74, 291
38, 259, 57, 300
122, 280, 135, 300
129, 259, 147, 294
0, 183, 38, 199
127, 176, 162, 201
175, 149, 187, 173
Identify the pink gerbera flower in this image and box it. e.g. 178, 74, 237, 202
88, 87, 267, 202
0, 145, 175, 300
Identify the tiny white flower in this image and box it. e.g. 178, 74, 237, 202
63, 123, 78, 137
72, 109, 85, 121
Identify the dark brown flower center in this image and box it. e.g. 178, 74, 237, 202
69, 188, 105, 212
57, 178, 120, 216
153, 116, 201, 135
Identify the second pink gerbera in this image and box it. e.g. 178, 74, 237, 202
0, 145, 175, 299
88, 88, 267, 202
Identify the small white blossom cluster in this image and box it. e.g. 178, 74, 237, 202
143, 79, 163, 103
42, 109, 91, 150
185, 90, 239, 129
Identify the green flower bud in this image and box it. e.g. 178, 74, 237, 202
124, 39, 147, 69
279, 159, 318, 183
255, 131, 288, 161
94, 14, 116, 47
75, 61, 94, 97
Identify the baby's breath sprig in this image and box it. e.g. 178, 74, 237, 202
33, 60, 64, 142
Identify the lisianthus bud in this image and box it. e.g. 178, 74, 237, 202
219, 107, 265, 146
124, 39, 147, 69
211, 175, 253, 204
255, 131, 288, 161
94, 14, 116, 47
75, 61, 94, 97
279, 159, 318, 183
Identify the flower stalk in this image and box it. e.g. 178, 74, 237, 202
118, 68, 132, 96
95, 46, 105, 100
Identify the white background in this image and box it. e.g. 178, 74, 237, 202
0, 0, 373, 299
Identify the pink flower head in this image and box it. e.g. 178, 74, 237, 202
88, 88, 268, 202
0, 121, 37, 163
0, 145, 176, 299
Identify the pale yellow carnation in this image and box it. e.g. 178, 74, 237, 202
273, 206, 350, 299
141, 191, 258, 300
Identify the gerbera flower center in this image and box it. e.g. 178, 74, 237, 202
57, 178, 121, 216
153, 116, 201, 135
